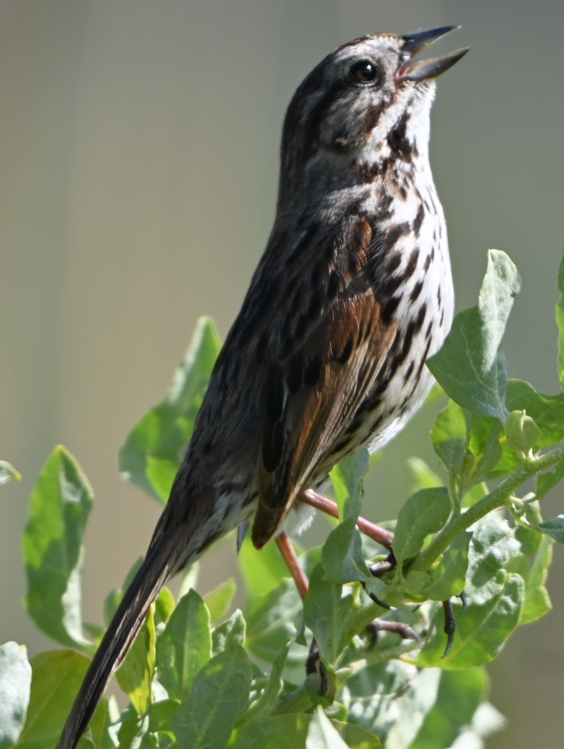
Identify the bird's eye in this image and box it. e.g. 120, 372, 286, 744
349, 59, 380, 84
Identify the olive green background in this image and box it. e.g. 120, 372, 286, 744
0, 1, 563, 746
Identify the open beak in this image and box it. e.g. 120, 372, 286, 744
398, 25, 470, 82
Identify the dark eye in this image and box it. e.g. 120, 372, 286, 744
349, 59, 380, 84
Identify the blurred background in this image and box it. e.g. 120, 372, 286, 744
0, 1, 563, 745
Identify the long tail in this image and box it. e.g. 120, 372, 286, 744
57, 525, 184, 749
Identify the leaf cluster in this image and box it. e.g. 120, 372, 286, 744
2, 249, 564, 748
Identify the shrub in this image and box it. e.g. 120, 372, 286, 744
2, 249, 564, 748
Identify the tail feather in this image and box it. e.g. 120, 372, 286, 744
57, 532, 182, 749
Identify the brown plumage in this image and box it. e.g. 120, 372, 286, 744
58, 27, 468, 748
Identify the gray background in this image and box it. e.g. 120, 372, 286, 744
0, 1, 562, 746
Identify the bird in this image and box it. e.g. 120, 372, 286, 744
57, 26, 468, 748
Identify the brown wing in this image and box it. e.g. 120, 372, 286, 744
251, 216, 397, 548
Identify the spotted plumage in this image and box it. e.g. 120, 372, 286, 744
58, 27, 468, 749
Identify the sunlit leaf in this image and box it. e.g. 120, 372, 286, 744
330, 449, 369, 519
171, 646, 251, 749
17, 650, 93, 749
306, 705, 349, 749
430, 401, 469, 478
245, 578, 301, 664
504, 410, 540, 454
156, 589, 211, 702
538, 515, 564, 544
536, 459, 564, 499
232, 715, 381, 749
119, 317, 221, 502
0, 460, 21, 485
0, 642, 31, 749
427, 250, 521, 420
303, 565, 353, 664
342, 659, 416, 744
116, 606, 156, 716
407, 458, 443, 491
237, 642, 289, 726
204, 578, 237, 622
506, 379, 564, 448
410, 668, 489, 749
212, 609, 246, 655
385, 669, 441, 749
418, 531, 472, 602
23, 446, 93, 651
393, 488, 450, 567
239, 535, 290, 599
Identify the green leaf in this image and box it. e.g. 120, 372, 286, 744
119, 317, 222, 503
407, 458, 443, 491
466, 414, 502, 482
335, 721, 382, 749
418, 531, 472, 601
148, 699, 179, 733
343, 659, 416, 742
330, 449, 369, 520
419, 513, 524, 667
116, 605, 156, 715
23, 446, 93, 651
171, 646, 251, 749
509, 534, 553, 625
506, 379, 564, 448
303, 565, 353, 664
245, 579, 302, 666
538, 515, 564, 544
233, 715, 380, 749
393, 488, 451, 568
556, 247, 564, 389
323, 451, 386, 599
505, 410, 541, 454
0, 460, 21, 485
322, 526, 387, 603
156, 589, 211, 702
419, 572, 523, 668
239, 535, 290, 599
536, 458, 564, 499
0, 642, 31, 749
430, 401, 469, 478
116, 712, 150, 748
155, 586, 176, 625
514, 505, 543, 555
203, 579, 237, 622
306, 706, 348, 749
384, 668, 441, 749
237, 642, 290, 726
410, 668, 489, 749
88, 698, 116, 749
212, 609, 246, 655
17, 650, 93, 749
427, 250, 521, 420
232, 714, 311, 749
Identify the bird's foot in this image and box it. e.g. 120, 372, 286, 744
441, 590, 467, 658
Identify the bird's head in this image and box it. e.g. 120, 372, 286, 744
278, 26, 469, 210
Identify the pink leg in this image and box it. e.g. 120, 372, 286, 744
275, 530, 309, 599
301, 489, 394, 550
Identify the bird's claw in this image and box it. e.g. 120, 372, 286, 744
365, 619, 423, 651
441, 590, 468, 657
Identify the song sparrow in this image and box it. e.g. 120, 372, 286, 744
58, 26, 468, 748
